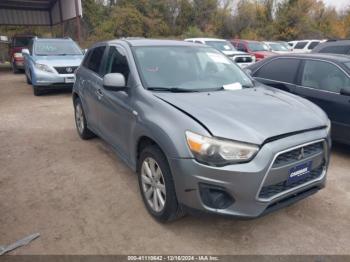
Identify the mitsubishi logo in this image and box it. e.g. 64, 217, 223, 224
66, 67, 73, 73
298, 148, 305, 160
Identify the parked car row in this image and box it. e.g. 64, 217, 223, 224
12, 36, 349, 222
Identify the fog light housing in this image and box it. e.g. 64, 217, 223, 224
199, 183, 234, 209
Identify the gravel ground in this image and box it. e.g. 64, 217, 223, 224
0, 71, 349, 255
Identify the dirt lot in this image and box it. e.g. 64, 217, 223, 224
0, 70, 349, 255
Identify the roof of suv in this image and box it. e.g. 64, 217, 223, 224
34, 38, 74, 42
257, 53, 350, 63
312, 40, 350, 53
108, 38, 200, 47
185, 38, 227, 42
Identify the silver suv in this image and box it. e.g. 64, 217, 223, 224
73, 39, 331, 222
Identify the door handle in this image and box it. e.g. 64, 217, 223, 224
96, 88, 103, 99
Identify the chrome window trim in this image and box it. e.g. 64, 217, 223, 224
254, 76, 295, 87
256, 139, 328, 202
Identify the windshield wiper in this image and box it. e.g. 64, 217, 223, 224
147, 87, 199, 93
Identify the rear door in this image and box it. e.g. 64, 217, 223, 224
253, 58, 300, 93
79, 45, 107, 132
294, 59, 350, 143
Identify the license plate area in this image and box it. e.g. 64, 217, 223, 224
286, 161, 312, 185
65, 77, 75, 83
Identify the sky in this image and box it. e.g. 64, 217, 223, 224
322, 0, 349, 10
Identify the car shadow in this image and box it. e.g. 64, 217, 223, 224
39, 88, 72, 96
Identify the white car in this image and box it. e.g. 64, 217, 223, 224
185, 38, 255, 68
288, 40, 326, 53
264, 41, 291, 54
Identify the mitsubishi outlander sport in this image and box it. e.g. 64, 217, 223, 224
72, 39, 331, 222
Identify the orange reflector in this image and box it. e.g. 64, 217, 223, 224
187, 139, 202, 153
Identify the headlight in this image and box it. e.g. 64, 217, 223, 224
35, 63, 54, 73
14, 52, 23, 58
185, 131, 259, 166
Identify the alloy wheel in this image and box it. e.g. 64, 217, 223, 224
141, 157, 166, 212
75, 103, 84, 134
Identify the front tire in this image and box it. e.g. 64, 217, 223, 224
74, 97, 96, 139
138, 145, 183, 222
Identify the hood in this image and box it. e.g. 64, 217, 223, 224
222, 50, 250, 56
33, 55, 84, 67
154, 86, 326, 145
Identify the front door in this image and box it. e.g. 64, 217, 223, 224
97, 45, 136, 161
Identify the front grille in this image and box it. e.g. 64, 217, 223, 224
273, 142, 323, 168
54, 66, 78, 74
234, 56, 253, 63
258, 165, 324, 199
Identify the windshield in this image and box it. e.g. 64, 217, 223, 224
133, 46, 253, 91
204, 41, 237, 52
13, 37, 32, 47
269, 43, 288, 51
248, 42, 269, 52
34, 41, 82, 56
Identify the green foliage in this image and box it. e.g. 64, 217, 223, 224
1, 0, 350, 46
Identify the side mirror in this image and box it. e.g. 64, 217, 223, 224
103, 73, 126, 91
22, 48, 30, 55
340, 88, 350, 96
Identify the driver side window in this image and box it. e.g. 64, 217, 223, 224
104, 46, 130, 85
301, 60, 350, 93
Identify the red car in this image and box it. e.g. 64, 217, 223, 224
230, 39, 276, 61
9, 35, 35, 73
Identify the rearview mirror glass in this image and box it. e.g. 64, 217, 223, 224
103, 73, 126, 91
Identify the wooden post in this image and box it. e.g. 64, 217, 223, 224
58, 0, 64, 37
74, 0, 81, 44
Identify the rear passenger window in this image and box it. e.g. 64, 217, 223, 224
255, 58, 300, 84
319, 45, 350, 54
85, 46, 106, 75
295, 42, 307, 49
301, 60, 350, 93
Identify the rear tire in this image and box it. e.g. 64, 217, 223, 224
74, 97, 96, 139
138, 145, 184, 222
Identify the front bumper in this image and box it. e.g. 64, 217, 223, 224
169, 129, 330, 218
32, 69, 75, 87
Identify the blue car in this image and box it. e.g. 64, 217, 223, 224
22, 37, 84, 96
